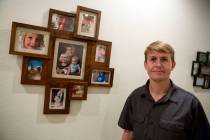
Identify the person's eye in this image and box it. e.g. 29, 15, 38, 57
160, 58, 169, 62
149, 57, 156, 62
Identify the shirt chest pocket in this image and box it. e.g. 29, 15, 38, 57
159, 119, 184, 133
158, 119, 187, 140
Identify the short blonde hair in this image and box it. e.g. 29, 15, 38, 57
144, 40, 175, 62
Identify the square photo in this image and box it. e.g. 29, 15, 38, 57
70, 81, 88, 100
21, 56, 49, 85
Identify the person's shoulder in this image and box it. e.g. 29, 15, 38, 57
128, 84, 147, 98
173, 84, 200, 103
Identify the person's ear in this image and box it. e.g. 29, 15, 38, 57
172, 61, 176, 70
144, 61, 147, 69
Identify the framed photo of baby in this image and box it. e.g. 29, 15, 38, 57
9, 22, 51, 58
51, 38, 87, 80
74, 6, 101, 40
48, 9, 75, 34
90, 40, 112, 67
43, 82, 70, 114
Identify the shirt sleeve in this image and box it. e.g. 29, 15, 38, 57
191, 100, 210, 140
118, 95, 133, 131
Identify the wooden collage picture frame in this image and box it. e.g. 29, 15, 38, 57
192, 51, 210, 89
9, 6, 115, 114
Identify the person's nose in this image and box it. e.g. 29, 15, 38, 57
30, 39, 36, 47
155, 59, 162, 66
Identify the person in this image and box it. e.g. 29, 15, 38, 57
52, 89, 64, 108
95, 45, 106, 63
118, 40, 210, 140
81, 14, 94, 33
67, 56, 81, 75
56, 53, 69, 74
22, 32, 44, 50
64, 46, 76, 64
51, 14, 66, 31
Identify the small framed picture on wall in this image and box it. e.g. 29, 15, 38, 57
90, 40, 112, 67
9, 22, 51, 58
90, 68, 114, 87
21, 56, 49, 85
196, 51, 207, 64
74, 6, 101, 40
43, 81, 70, 114
48, 9, 76, 34
69, 81, 88, 100
193, 75, 205, 87
191, 61, 200, 76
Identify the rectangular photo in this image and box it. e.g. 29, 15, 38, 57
70, 81, 88, 100
48, 9, 76, 34
191, 61, 200, 76
193, 76, 205, 87
74, 6, 101, 40
44, 82, 70, 114
90, 68, 114, 87
51, 38, 87, 80
202, 76, 210, 89
9, 22, 51, 58
21, 56, 49, 85
90, 40, 112, 67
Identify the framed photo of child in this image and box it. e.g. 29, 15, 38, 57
21, 56, 49, 85
89, 68, 114, 87
90, 40, 112, 67
51, 37, 89, 80
9, 22, 51, 58
74, 6, 101, 40
69, 81, 88, 100
43, 81, 70, 114
48, 9, 76, 34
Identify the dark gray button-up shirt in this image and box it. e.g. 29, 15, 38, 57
118, 81, 210, 140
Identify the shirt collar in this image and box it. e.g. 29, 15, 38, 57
140, 80, 178, 104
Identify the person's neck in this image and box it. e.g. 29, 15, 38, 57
149, 79, 171, 102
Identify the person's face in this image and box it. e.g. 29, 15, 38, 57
60, 54, 67, 63
98, 47, 106, 56
66, 47, 75, 56
23, 33, 42, 49
58, 17, 65, 25
71, 57, 78, 64
144, 51, 176, 82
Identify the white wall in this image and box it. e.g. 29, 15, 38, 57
0, 0, 209, 140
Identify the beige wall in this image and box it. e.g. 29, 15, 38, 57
0, 0, 209, 140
